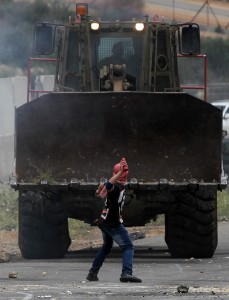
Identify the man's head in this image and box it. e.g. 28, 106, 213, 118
113, 157, 128, 185
112, 42, 124, 56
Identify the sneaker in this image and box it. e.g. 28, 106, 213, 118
86, 272, 99, 281
120, 273, 142, 283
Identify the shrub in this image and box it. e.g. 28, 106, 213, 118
217, 189, 229, 220
0, 185, 228, 233
0, 185, 18, 231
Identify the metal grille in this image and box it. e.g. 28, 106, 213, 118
156, 30, 168, 64
66, 28, 80, 72
155, 76, 170, 91
64, 74, 81, 91
151, 27, 172, 92
92, 36, 143, 90
64, 27, 81, 90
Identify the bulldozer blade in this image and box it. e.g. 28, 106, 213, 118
15, 92, 222, 183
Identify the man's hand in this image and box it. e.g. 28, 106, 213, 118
120, 158, 128, 173
95, 183, 104, 196
108, 158, 128, 185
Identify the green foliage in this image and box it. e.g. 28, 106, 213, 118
1, 31, 30, 69
217, 189, 229, 219
68, 218, 90, 238
24, 0, 71, 24
179, 37, 229, 88
0, 185, 18, 231
0, 0, 14, 17
202, 37, 229, 80
28, 160, 56, 184
0, 0, 72, 77
25, 0, 51, 24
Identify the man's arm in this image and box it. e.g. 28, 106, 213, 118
95, 169, 123, 195
96, 159, 128, 196
108, 169, 123, 185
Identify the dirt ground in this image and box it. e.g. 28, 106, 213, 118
69, 224, 165, 251
0, 225, 165, 262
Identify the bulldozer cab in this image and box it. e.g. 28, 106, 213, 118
33, 19, 200, 93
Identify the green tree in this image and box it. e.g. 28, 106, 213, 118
0, 31, 29, 69
0, 0, 71, 77
202, 37, 229, 80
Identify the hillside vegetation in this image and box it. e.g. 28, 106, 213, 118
0, 0, 71, 77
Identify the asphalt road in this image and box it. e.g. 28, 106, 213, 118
1, 222, 229, 299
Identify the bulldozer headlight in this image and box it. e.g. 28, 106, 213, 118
135, 22, 144, 31
91, 22, 100, 30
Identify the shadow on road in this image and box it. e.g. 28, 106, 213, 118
66, 245, 170, 261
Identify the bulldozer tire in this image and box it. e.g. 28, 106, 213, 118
18, 191, 71, 259
165, 189, 217, 258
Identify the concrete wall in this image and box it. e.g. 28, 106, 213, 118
0, 77, 27, 181
0, 75, 54, 182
